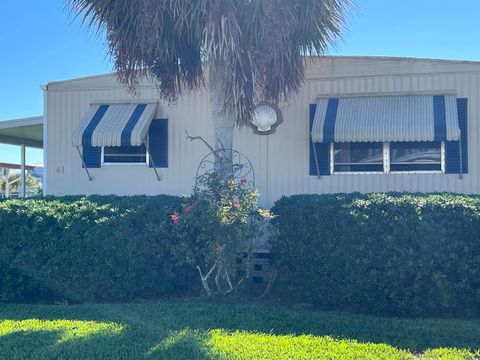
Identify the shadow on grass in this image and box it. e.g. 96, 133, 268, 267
0, 320, 212, 360
0, 299, 479, 359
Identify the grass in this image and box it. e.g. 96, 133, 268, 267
0, 299, 479, 359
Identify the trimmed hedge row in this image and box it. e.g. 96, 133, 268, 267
271, 193, 480, 317
0, 196, 185, 303
3, 193, 480, 317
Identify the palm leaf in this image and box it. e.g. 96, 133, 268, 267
68, 0, 351, 126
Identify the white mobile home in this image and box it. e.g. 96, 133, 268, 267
39, 56, 479, 207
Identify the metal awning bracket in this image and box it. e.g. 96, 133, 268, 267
312, 139, 321, 179
459, 134, 463, 180
145, 139, 161, 181
76, 146, 93, 181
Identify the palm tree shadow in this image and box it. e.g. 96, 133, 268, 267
0, 327, 212, 360
0, 329, 127, 360
145, 330, 213, 360
0, 331, 60, 359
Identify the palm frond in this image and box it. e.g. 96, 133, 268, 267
67, 0, 351, 126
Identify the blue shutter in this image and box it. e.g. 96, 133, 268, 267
82, 146, 101, 168
445, 98, 468, 174
309, 104, 330, 176
149, 119, 168, 168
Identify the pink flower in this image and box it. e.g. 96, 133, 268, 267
184, 207, 192, 214
170, 214, 179, 224
240, 178, 247, 185
233, 202, 241, 208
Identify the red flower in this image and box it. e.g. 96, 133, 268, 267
240, 178, 247, 185
233, 202, 241, 208
184, 207, 192, 214
170, 213, 179, 224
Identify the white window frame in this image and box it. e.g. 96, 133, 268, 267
330, 141, 445, 175
101, 145, 149, 166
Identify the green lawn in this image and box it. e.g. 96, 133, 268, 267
0, 299, 479, 359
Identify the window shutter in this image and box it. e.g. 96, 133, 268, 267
445, 98, 468, 174
149, 119, 168, 168
82, 145, 101, 168
309, 104, 330, 176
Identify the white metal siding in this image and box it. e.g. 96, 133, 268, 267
46, 57, 480, 207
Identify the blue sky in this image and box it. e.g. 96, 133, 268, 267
1, 0, 480, 164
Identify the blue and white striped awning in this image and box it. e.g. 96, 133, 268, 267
311, 95, 461, 143
72, 103, 157, 147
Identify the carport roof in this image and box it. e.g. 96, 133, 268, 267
0, 116, 43, 148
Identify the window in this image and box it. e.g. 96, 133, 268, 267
332, 142, 384, 173
390, 142, 442, 172
103, 145, 147, 164
329, 141, 444, 174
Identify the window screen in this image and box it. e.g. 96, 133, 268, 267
333, 143, 383, 172
390, 142, 441, 171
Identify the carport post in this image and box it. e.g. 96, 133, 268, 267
5, 168, 10, 198
20, 143, 26, 197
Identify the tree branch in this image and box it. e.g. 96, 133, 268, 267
185, 129, 215, 153
196, 264, 216, 297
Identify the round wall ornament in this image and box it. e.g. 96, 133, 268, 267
250, 102, 282, 135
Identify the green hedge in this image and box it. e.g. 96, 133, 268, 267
271, 193, 480, 317
0, 195, 186, 303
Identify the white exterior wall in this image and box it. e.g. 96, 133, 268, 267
45, 57, 480, 207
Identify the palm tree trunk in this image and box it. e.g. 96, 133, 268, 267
209, 60, 234, 178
